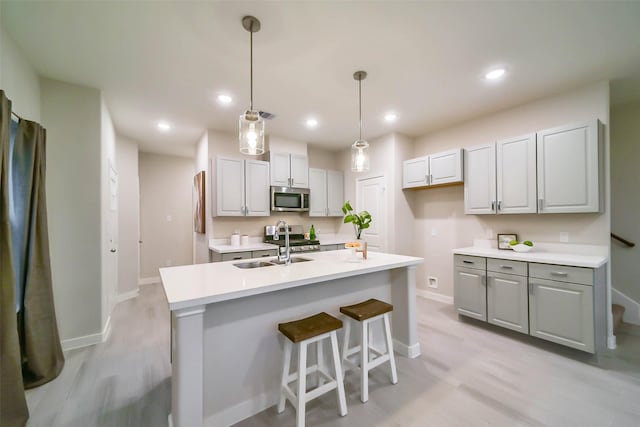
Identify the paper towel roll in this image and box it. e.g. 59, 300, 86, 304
241, 235, 249, 246
231, 234, 240, 247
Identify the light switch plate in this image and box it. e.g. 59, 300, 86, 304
428, 276, 438, 288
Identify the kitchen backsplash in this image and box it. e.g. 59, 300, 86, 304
211, 214, 341, 238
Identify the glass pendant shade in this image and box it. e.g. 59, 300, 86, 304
351, 139, 370, 172
239, 110, 265, 155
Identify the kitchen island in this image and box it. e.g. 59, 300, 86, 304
160, 250, 423, 427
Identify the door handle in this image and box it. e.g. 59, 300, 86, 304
499, 265, 513, 269
110, 249, 117, 253
462, 260, 474, 264
491, 201, 495, 212
538, 199, 543, 212
429, 174, 433, 185
551, 271, 568, 277
497, 201, 502, 211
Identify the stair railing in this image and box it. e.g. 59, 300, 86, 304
611, 232, 635, 248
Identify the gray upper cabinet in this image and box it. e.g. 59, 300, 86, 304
215, 156, 270, 217
270, 152, 309, 188
464, 144, 496, 214
308, 168, 344, 217
465, 134, 537, 215
402, 149, 463, 189
454, 255, 487, 321
537, 119, 602, 213
496, 133, 537, 214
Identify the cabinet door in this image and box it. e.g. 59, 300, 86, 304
537, 120, 601, 213
464, 144, 496, 214
326, 170, 344, 216
429, 149, 463, 186
308, 168, 327, 217
290, 154, 309, 188
270, 152, 291, 187
245, 160, 270, 216
487, 272, 529, 334
319, 244, 340, 251
402, 156, 428, 188
454, 267, 487, 321
529, 278, 594, 353
216, 157, 244, 216
496, 134, 537, 214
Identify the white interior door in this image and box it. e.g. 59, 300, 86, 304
356, 175, 387, 252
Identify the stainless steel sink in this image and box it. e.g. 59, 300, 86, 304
270, 257, 314, 265
233, 261, 276, 269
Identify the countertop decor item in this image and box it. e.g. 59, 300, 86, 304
342, 201, 371, 240
497, 233, 518, 250
510, 240, 534, 252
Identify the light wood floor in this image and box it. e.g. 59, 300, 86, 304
26, 283, 640, 427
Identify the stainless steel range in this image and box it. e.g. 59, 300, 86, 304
264, 225, 320, 253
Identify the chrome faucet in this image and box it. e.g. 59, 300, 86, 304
273, 219, 291, 265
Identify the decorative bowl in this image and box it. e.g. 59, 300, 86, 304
511, 243, 533, 253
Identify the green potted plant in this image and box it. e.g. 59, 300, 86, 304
342, 201, 372, 240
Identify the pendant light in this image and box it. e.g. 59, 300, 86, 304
239, 16, 265, 155
351, 71, 370, 172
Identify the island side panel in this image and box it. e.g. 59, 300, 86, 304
171, 305, 205, 427
201, 269, 411, 426
390, 265, 421, 358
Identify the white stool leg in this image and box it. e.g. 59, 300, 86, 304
278, 339, 293, 413
330, 332, 348, 416
341, 319, 351, 377
360, 320, 369, 403
316, 339, 324, 387
296, 341, 307, 427
383, 313, 398, 384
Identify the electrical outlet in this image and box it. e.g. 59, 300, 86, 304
428, 276, 438, 289
431, 228, 438, 236
560, 232, 569, 243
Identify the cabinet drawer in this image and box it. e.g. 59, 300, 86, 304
252, 249, 277, 258
454, 255, 486, 270
529, 263, 593, 286
221, 251, 252, 261
487, 258, 527, 276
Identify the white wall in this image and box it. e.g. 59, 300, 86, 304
611, 101, 640, 303
409, 81, 611, 298
206, 130, 341, 240
0, 25, 40, 121
194, 131, 209, 264
116, 134, 139, 297
41, 78, 103, 341
139, 152, 194, 279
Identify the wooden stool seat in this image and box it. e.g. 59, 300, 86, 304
278, 312, 347, 426
340, 299, 398, 403
340, 298, 393, 321
278, 312, 343, 343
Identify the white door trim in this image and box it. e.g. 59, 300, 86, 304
356, 174, 387, 253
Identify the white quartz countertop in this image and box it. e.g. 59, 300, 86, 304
452, 246, 607, 268
209, 241, 278, 253
160, 250, 423, 311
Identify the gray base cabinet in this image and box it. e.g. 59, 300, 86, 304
210, 249, 278, 262
454, 256, 487, 321
453, 255, 604, 354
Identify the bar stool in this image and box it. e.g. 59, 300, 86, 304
277, 312, 348, 427
340, 298, 398, 403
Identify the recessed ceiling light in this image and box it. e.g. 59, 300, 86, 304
306, 118, 318, 128
157, 121, 171, 132
217, 94, 233, 104
485, 68, 506, 80
384, 112, 397, 122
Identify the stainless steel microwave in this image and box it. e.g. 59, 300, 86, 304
271, 186, 309, 212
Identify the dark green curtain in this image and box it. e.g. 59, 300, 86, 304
1, 90, 64, 426
0, 93, 28, 426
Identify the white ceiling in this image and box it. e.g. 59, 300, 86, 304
3, 1, 640, 157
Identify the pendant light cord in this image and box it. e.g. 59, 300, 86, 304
250, 28, 253, 111
358, 77, 362, 140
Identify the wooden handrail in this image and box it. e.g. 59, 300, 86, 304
611, 233, 635, 248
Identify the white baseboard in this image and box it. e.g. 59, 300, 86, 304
204, 391, 276, 427
62, 315, 111, 351
139, 276, 160, 286
115, 288, 139, 303
393, 339, 421, 359
612, 287, 640, 326
416, 288, 454, 305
